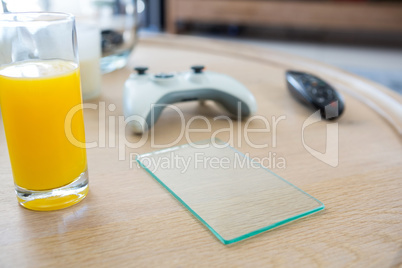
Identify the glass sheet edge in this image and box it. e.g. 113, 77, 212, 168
136, 139, 325, 245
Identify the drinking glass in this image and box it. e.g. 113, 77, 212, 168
1, 0, 139, 74
0, 12, 89, 211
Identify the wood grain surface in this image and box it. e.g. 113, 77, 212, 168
0, 34, 401, 267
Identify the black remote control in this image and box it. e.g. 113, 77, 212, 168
286, 71, 344, 120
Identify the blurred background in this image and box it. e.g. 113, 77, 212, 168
149, 0, 402, 94
2, 0, 402, 94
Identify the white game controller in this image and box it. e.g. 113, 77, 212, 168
123, 66, 257, 134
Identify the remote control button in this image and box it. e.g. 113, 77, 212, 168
311, 88, 318, 95
155, 73, 174, 79
191, 65, 205, 73
134, 66, 148, 75
325, 89, 334, 99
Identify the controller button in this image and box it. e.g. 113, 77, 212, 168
134, 66, 148, 75
155, 73, 174, 79
191, 65, 205, 73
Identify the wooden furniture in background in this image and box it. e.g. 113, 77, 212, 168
166, 0, 402, 34
0, 35, 401, 266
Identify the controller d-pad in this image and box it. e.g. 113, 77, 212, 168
155, 73, 174, 79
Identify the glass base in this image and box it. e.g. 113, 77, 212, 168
101, 50, 131, 74
15, 169, 89, 211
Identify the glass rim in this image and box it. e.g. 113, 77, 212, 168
0, 12, 75, 26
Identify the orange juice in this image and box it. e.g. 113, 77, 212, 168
0, 60, 87, 191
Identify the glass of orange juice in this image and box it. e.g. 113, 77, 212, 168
0, 12, 89, 211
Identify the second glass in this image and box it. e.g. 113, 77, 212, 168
0, 12, 89, 211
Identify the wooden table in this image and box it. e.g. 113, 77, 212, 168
1, 35, 401, 267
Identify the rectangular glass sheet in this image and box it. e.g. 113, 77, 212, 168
136, 139, 324, 244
